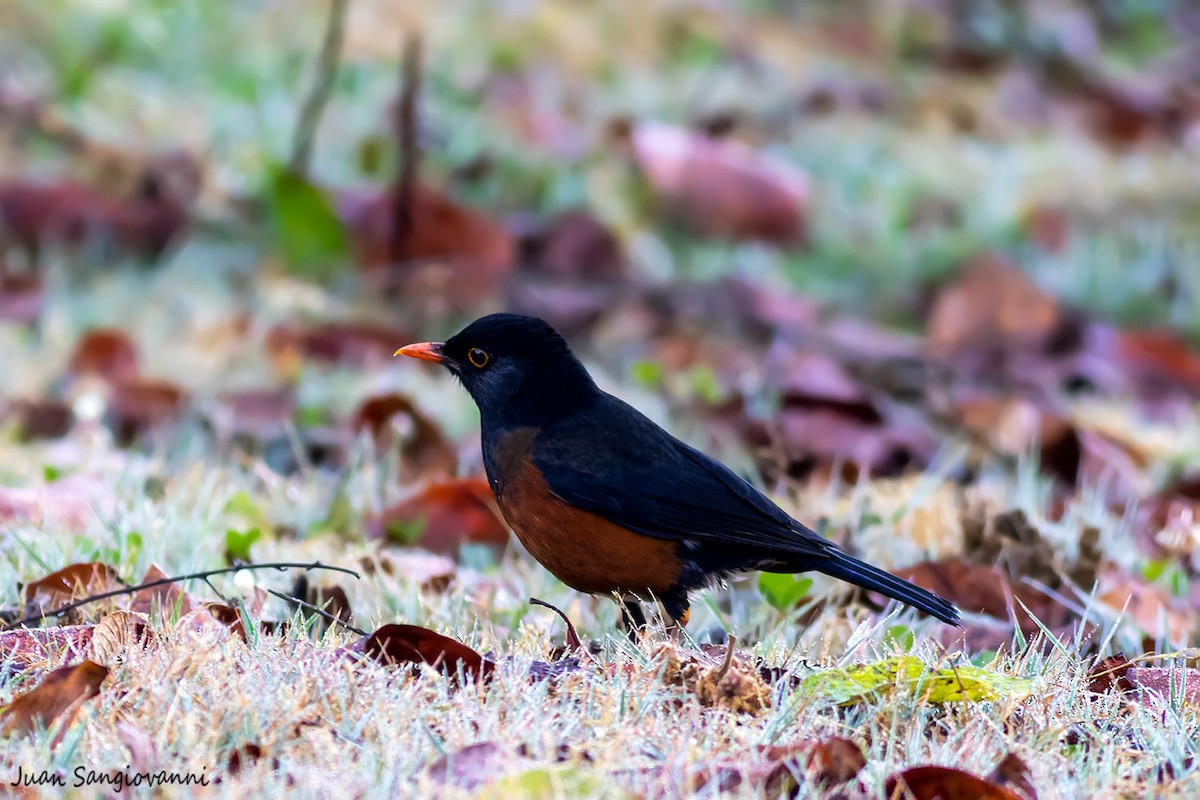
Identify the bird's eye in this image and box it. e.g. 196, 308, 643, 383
467, 347, 490, 368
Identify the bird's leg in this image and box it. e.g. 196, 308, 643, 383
662, 593, 690, 644
619, 597, 648, 642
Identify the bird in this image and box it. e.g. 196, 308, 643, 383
395, 313, 959, 631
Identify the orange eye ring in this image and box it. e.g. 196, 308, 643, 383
468, 348, 490, 368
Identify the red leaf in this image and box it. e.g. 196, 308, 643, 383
623, 120, 809, 245
370, 478, 509, 557
357, 623, 494, 682
68, 328, 140, 382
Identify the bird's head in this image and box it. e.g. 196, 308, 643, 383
395, 314, 599, 425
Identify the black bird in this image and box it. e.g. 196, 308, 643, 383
396, 314, 959, 630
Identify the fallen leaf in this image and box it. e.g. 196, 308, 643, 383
68, 328, 140, 382
266, 321, 415, 370
886, 765, 1025, 800
0, 475, 116, 531
802, 656, 1034, 705
926, 254, 1062, 357
127, 565, 207, 620
427, 742, 529, 792
894, 558, 1075, 634
21, 562, 123, 618
1096, 569, 1190, 645
988, 753, 1038, 800
1087, 655, 1134, 694
370, 478, 509, 557
339, 183, 514, 312
1125, 666, 1200, 705
10, 399, 74, 440
88, 611, 152, 667
0, 178, 190, 265
621, 120, 809, 245
116, 720, 156, 774
1115, 328, 1200, 397
775, 737, 865, 786
0, 271, 43, 325
356, 623, 494, 683
226, 743, 265, 776
351, 392, 457, 482
0, 660, 109, 737
106, 378, 188, 445
0, 626, 94, 674
479, 766, 631, 800
515, 210, 626, 283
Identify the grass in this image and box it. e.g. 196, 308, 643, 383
2, 0, 1200, 796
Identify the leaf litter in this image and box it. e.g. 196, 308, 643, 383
1, 0, 1200, 796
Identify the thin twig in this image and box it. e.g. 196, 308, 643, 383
266, 588, 368, 637
389, 32, 422, 264
714, 633, 738, 681
6, 561, 360, 630
289, 0, 352, 176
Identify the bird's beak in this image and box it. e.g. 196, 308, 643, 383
393, 341, 446, 363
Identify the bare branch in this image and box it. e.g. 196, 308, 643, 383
266, 588, 369, 637
6, 561, 360, 631
389, 32, 422, 264
289, 0, 352, 176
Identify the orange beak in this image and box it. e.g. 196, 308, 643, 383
393, 341, 446, 363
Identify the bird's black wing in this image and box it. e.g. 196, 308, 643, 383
529, 394, 833, 559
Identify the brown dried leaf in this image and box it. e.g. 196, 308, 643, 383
106, 378, 187, 444
11, 399, 74, 440
1097, 570, 1190, 645
623, 120, 809, 245
886, 765, 1024, 800
266, 321, 415, 370
87, 611, 152, 667
0, 177, 190, 263
800, 736, 866, 786
68, 328, 140, 382
926, 254, 1061, 356
370, 478, 509, 557
127, 564, 206, 619
351, 392, 457, 482
0, 660, 109, 737
516, 210, 626, 283
1087, 655, 1134, 694
894, 558, 1076, 639
339, 184, 514, 311
116, 720, 156, 773
987, 753, 1038, 800
356, 623, 494, 683
21, 562, 123, 613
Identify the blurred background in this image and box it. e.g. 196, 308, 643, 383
2, 0, 1200, 646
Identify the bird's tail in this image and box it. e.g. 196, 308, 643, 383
818, 551, 961, 626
